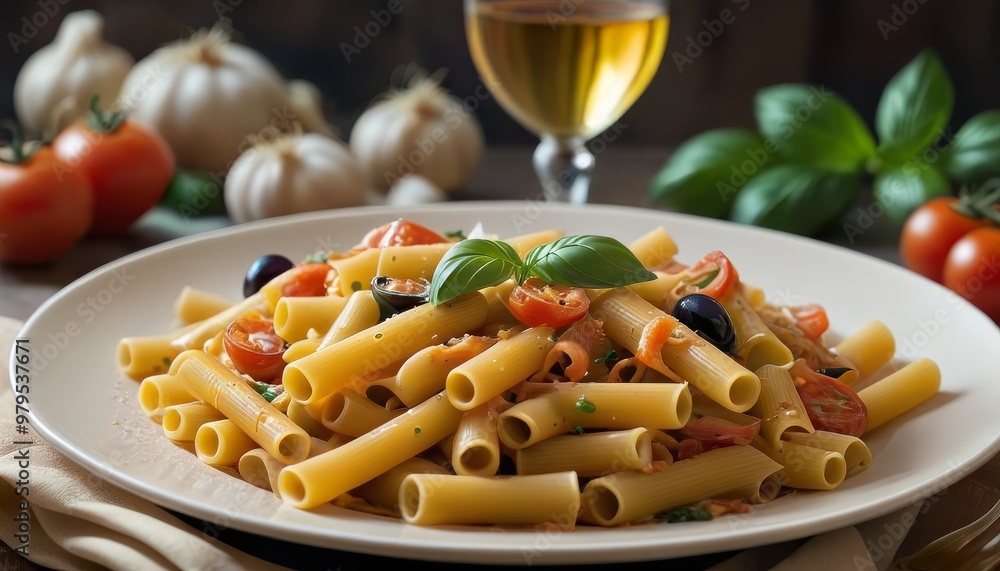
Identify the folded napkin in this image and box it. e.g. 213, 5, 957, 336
0, 314, 919, 570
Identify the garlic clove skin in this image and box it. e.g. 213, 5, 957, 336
118, 27, 292, 173
224, 133, 369, 224
14, 10, 134, 138
350, 79, 484, 194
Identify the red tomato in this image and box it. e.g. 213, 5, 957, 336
943, 227, 1000, 322
280, 262, 330, 297
223, 318, 287, 382
358, 218, 447, 248
688, 251, 740, 300
0, 146, 93, 265
791, 304, 830, 341
508, 277, 590, 328
900, 197, 989, 283
676, 415, 761, 459
52, 113, 174, 237
790, 360, 868, 437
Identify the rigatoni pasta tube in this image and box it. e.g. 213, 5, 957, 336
590, 288, 759, 412
833, 320, 895, 382
752, 364, 814, 449
284, 291, 489, 405
772, 440, 846, 491
162, 402, 224, 441
171, 293, 268, 351
858, 358, 940, 433
138, 373, 193, 422
447, 326, 555, 411
329, 248, 380, 297
174, 350, 310, 464
352, 457, 450, 513
516, 428, 652, 477
722, 291, 793, 372
399, 472, 580, 526
322, 388, 402, 437
784, 430, 871, 477
173, 286, 233, 325
317, 290, 380, 350
273, 295, 349, 343
628, 226, 678, 270
278, 391, 463, 509
376, 243, 453, 282
582, 445, 782, 526
452, 398, 508, 477
385, 335, 497, 407
195, 419, 258, 467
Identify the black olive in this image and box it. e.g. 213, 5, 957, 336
671, 293, 737, 354
371, 276, 429, 320
243, 254, 294, 297
816, 367, 853, 379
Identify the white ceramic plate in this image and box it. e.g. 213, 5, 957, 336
12, 202, 1000, 565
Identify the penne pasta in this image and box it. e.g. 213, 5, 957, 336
516, 427, 652, 477
834, 320, 896, 382
173, 286, 234, 325
447, 326, 555, 411
273, 295, 349, 343
858, 358, 941, 433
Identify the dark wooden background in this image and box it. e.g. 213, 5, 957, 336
0, 0, 998, 148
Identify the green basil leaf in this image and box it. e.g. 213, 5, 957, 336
942, 110, 1000, 183
429, 239, 522, 305
872, 165, 951, 224
729, 164, 861, 236
523, 235, 657, 288
875, 49, 954, 163
755, 84, 876, 172
648, 129, 771, 218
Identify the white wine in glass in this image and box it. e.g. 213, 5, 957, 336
466, 0, 668, 203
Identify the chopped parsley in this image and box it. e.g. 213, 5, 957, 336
250, 381, 279, 403
575, 397, 597, 414
656, 506, 713, 523
444, 229, 466, 240
594, 349, 620, 367
304, 252, 329, 263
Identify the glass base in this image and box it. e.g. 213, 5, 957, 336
532, 137, 595, 204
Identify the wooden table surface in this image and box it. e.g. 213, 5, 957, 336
1, 146, 997, 570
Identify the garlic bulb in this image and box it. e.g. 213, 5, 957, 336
350, 76, 484, 193
14, 10, 134, 138
286, 79, 335, 138
118, 25, 291, 173
224, 133, 368, 224
385, 175, 448, 206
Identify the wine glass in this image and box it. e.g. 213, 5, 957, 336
465, 0, 669, 204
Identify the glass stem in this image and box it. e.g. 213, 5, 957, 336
532, 136, 595, 204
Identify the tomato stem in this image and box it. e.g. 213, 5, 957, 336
956, 178, 1000, 227
0, 120, 42, 165
86, 95, 128, 134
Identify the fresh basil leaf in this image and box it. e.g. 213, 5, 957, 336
875, 49, 953, 163
942, 110, 1000, 183
873, 165, 951, 224
523, 235, 657, 288
429, 239, 522, 305
648, 129, 771, 218
755, 84, 876, 173
729, 164, 861, 236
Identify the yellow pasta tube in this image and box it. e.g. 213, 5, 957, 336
773, 440, 846, 491
351, 457, 450, 514
376, 243, 453, 282
170, 293, 269, 351
277, 391, 463, 509
446, 326, 555, 411
173, 286, 234, 325
722, 291, 793, 371
317, 290, 381, 350
582, 445, 782, 526
590, 288, 759, 412
162, 401, 224, 441
626, 271, 685, 308
138, 373, 194, 422
452, 398, 508, 477
498, 382, 692, 449
628, 226, 678, 270
239, 438, 337, 498
784, 430, 871, 477
174, 350, 310, 464
504, 229, 563, 258
834, 320, 896, 382
322, 388, 403, 437
607, 357, 646, 383
399, 471, 580, 527
751, 364, 815, 449
516, 427, 652, 477
117, 321, 200, 380
286, 399, 334, 440
858, 358, 940, 433
479, 280, 518, 332
284, 292, 489, 405
273, 295, 349, 343
387, 335, 498, 407
329, 248, 380, 297
283, 338, 320, 362
195, 419, 258, 467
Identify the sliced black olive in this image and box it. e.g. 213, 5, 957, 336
243, 254, 294, 297
816, 367, 853, 379
671, 293, 737, 354
371, 276, 429, 320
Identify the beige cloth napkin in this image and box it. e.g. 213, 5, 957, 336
0, 314, 920, 570
0, 316, 292, 571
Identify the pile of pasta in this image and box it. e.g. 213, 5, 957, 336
117, 225, 941, 528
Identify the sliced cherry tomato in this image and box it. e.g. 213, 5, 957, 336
900, 197, 990, 283
0, 145, 93, 265
790, 360, 868, 437
676, 415, 761, 459
280, 262, 330, 297
223, 318, 287, 382
791, 304, 830, 341
688, 251, 740, 300
52, 98, 174, 237
943, 226, 1000, 322
358, 218, 447, 248
508, 277, 590, 328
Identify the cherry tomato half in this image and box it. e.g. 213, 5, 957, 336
280, 262, 331, 297
790, 360, 868, 437
223, 318, 287, 383
943, 226, 1000, 322
688, 251, 740, 300
358, 218, 447, 248
900, 197, 990, 284
508, 277, 590, 328
791, 304, 830, 341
